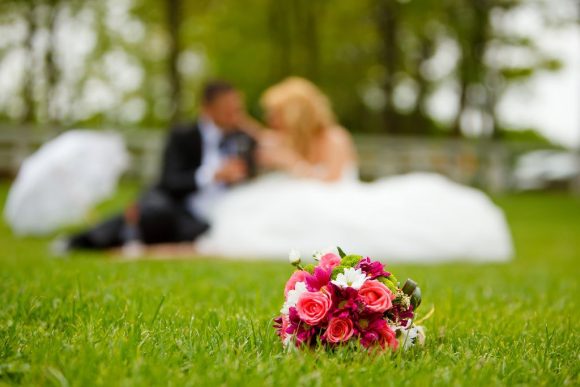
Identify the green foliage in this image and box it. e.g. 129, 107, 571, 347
0, 183, 579, 385
303, 264, 315, 274
340, 254, 363, 268
378, 276, 398, 293
387, 273, 399, 286
498, 128, 563, 148
331, 265, 348, 280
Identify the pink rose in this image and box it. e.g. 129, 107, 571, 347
284, 270, 309, 296
359, 280, 394, 313
319, 253, 341, 270
296, 289, 332, 325
325, 317, 354, 343
377, 324, 399, 351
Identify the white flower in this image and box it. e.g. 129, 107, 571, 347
397, 325, 426, 350
288, 249, 301, 265
331, 268, 368, 289
283, 335, 293, 348
281, 281, 307, 314
283, 336, 299, 352
312, 246, 334, 261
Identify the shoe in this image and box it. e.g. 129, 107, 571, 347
121, 240, 144, 259
50, 236, 72, 258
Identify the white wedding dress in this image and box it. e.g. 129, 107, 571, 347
196, 168, 514, 263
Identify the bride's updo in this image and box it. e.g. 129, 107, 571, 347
261, 77, 336, 159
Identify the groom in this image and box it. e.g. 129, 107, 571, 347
61, 80, 256, 251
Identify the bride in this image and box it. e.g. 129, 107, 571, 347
196, 77, 513, 263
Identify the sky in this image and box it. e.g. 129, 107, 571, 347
496, 2, 580, 148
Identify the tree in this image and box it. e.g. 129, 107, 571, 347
449, 0, 564, 138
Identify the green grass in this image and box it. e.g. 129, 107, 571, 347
0, 182, 579, 386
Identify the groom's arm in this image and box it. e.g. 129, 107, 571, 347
240, 132, 258, 179
157, 126, 202, 198
226, 130, 258, 180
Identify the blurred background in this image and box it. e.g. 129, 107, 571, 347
0, 0, 578, 192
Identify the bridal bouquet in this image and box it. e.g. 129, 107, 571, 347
274, 248, 427, 352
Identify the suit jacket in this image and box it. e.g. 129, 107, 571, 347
156, 121, 256, 202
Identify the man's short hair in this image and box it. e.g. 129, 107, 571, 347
202, 80, 236, 105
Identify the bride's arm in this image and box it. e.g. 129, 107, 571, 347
238, 113, 266, 139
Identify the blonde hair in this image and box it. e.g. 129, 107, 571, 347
261, 77, 336, 158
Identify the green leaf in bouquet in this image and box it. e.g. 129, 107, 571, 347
402, 279, 418, 296
411, 287, 422, 309
303, 264, 316, 274
337, 246, 347, 258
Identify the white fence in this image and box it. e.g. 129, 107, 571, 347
0, 127, 559, 193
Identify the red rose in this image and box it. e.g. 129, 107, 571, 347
325, 317, 354, 343
358, 280, 394, 313
377, 323, 399, 351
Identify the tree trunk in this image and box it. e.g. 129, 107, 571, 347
269, 0, 292, 80
22, 3, 37, 125
473, 0, 494, 139
297, 0, 320, 79
412, 36, 436, 134
375, 0, 400, 134
453, 0, 492, 138
452, 74, 468, 137
44, 0, 59, 126
166, 0, 182, 124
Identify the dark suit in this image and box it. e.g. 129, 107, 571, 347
68, 121, 255, 250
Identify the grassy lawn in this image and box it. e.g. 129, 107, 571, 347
0, 182, 578, 386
